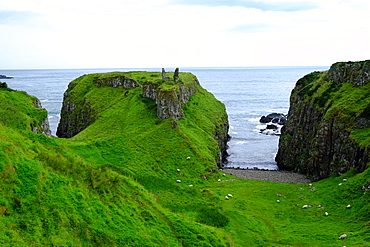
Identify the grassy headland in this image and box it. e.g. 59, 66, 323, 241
0, 71, 369, 246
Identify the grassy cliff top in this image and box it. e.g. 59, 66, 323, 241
0, 69, 369, 246
0, 84, 47, 132
292, 61, 370, 148
67, 71, 199, 91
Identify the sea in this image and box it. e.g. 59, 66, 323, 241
1, 66, 328, 170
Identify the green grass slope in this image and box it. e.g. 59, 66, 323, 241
0, 71, 369, 246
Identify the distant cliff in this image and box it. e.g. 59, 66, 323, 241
276, 60, 370, 180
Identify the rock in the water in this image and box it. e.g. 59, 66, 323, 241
271, 117, 280, 123
260, 116, 271, 123
258, 113, 286, 135
0, 75, 13, 79
259, 113, 286, 124
266, 124, 278, 130
278, 116, 287, 125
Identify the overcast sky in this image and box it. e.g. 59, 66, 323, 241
0, 0, 369, 69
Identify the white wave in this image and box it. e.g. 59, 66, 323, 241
266, 109, 288, 114
41, 99, 49, 102
256, 124, 266, 129
231, 131, 238, 135
248, 117, 260, 122
236, 141, 247, 145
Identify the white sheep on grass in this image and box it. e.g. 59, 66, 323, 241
338, 234, 347, 240
176, 180, 181, 183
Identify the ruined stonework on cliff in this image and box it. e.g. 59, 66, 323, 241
142, 68, 198, 120
276, 60, 370, 181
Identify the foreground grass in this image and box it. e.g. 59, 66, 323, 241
0, 72, 369, 246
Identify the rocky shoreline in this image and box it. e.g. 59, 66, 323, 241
258, 112, 287, 136
223, 168, 311, 184
0, 74, 14, 79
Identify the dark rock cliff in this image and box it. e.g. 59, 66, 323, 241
276, 60, 370, 181
326, 60, 370, 87
142, 78, 198, 120
56, 90, 95, 138
214, 119, 230, 166
32, 98, 52, 137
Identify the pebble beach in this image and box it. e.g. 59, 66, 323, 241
223, 168, 311, 184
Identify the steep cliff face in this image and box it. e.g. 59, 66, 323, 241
276, 60, 370, 180
32, 98, 52, 137
326, 60, 370, 86
142, 77, 198, 120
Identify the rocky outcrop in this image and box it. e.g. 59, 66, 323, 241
93, 75, 139, 88
141, 72, 229, 167
32, 99, 52, 137
0, 75, 13, 79
162, 68, 170, 81
214, 120, 230, 167
276, 103, 369, 180
260, 113, 287, 124
259, 113, 287, 135
142, 77, 199, 120
58, 71, 200, 138
56, 71, 229, 168
326, 60, 370, 87
56, 91, 94, 138
276, 60, 370, 181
